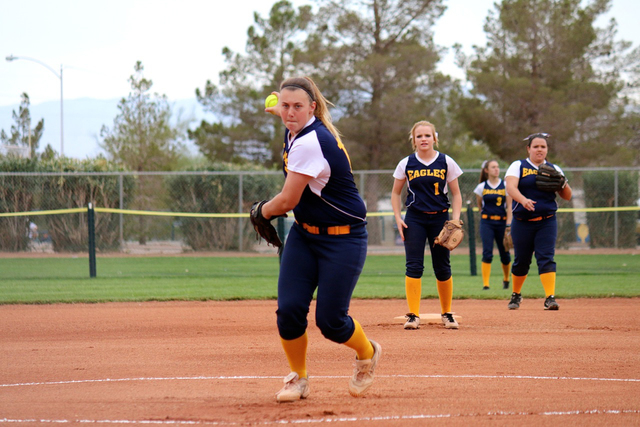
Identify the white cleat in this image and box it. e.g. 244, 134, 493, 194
348, 340, 382, 397
276, 372, 309, 403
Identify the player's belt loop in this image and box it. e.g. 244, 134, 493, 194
296, 221, 351, 235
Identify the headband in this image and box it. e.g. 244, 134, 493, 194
481, 160, 488, 169
523, 132, 550, 142
281, 84, 315, 101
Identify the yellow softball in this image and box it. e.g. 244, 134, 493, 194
265, 94, 278, 109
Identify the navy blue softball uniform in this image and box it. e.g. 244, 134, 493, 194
277, 116, 367, 344
473, 180, 511, 265
505, 159, 564, 276
393, 152, 463, 280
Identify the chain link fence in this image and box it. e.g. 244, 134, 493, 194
1, 167, 638, 254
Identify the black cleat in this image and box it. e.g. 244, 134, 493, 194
508, 292, 522, 310
544, 295, 559, 310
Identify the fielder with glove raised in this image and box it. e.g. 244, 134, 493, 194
504, 133, 572, 312
391, 120, 464, 331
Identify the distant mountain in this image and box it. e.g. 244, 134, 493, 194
0, 98, 213, 159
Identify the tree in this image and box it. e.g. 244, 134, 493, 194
100, 61, 183, 171
191, 0, 313, 168
456, 0, 639, 166
297, 0, 454, 243
304, 0, 449, 170
100, 61, 185, 243
0, 93, 44, 159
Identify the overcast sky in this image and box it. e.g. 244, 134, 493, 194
1, 0, 639, 108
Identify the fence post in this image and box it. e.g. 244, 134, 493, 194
466, 201, 477, 276
614, 169, 619, 248
88, 202, 97, 278
238, 173, 244, 252
119, 174, 124, 247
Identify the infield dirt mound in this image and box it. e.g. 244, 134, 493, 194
1, 298, 639, 425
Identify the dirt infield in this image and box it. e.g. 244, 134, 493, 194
1, 298, 639, 426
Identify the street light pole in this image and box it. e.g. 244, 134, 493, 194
5, 54, 64, 157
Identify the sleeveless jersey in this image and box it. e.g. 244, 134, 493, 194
508, 159, 560, 219
474, 180, 508, 219
283, 118, 366, 226
396, 152, 453, 212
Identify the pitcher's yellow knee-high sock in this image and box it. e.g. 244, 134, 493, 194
405, 276, 422, 315
512, 274, 527, 294
343, 319, 374, 360
280, 332, 308, 378
502, 263, 511, 282
436, 277, 453, 314
540, 272, 556, 297
481, 262, 491, 288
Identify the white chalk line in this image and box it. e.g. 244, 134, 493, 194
1, 409, 639, 425
1, 374, 639, 388
2, 376, 639, 424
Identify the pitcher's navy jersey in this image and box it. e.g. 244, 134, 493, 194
505, 159, 564, 220
473, 180, 508, 218
283, 117, 366, 226
393, 152, 463, 212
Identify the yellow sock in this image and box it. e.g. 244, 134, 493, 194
540, 272, 556, 297
405, 276, 422, 315
502, 263, 511, 282
280, 332, 308, 378
343, 319, 374, 360
512, 274, 527, 294
481, 262, 491, 287
436, 277, 453, 314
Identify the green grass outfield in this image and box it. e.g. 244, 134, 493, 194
0, 253, 638, 304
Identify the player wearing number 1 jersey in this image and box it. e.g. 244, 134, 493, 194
473, 160, 512, 290
391, 121, 463, 331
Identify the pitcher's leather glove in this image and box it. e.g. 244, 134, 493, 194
250, 200, 283, 249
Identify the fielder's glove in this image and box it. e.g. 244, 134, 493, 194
434, 219, 464, 251
503, 226, 513, 252
250, 200, 285, 250
536, 163, 567, 192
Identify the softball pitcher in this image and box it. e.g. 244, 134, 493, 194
260, 76, 380, 402
504, 133, 572, 310
473, 160, 512, 290
391, 121, 463, 330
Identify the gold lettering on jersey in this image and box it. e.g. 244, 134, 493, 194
337, 139, 353, 170
283, 151, 289, 174
522, 168, 538, 178
408, 168, 446, 181
482, 189, 506, 196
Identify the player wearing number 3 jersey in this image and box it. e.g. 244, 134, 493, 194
391, 121, 463, 330
261, 76, 380, 402
473, 160, 512, 290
